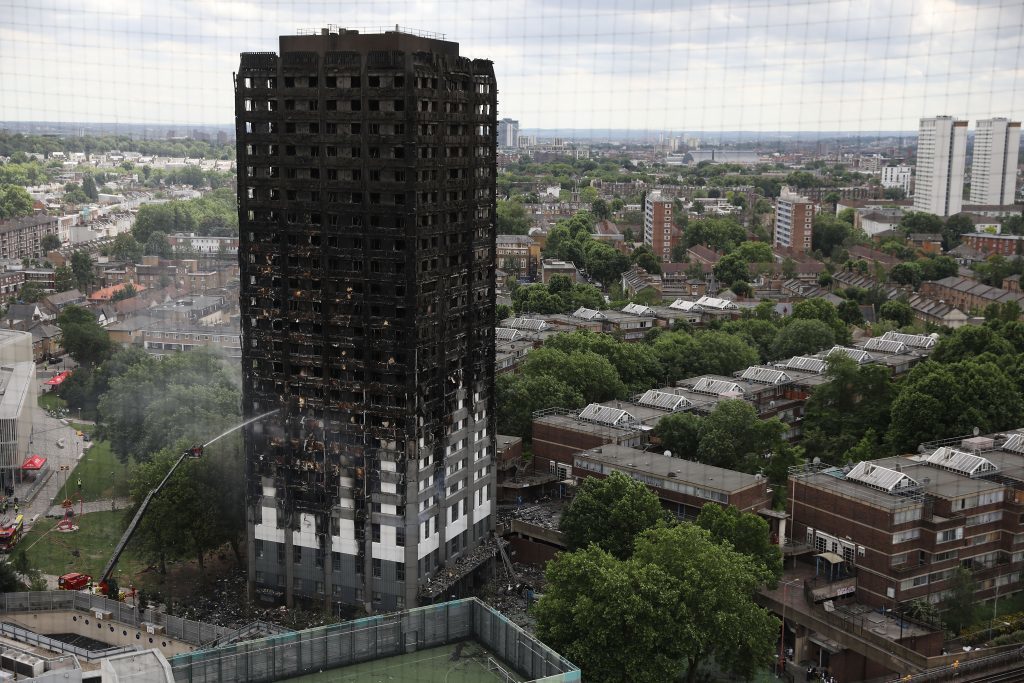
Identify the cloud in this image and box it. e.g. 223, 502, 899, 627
0, 0, 1020, 130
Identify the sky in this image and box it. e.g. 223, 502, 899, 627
0, 0, 1022, 134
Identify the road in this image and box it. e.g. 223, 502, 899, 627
7, 360, 95, 529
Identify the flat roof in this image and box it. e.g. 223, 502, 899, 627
577, 444, 762, 494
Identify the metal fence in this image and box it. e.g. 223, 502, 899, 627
169, 598, 580, 683
0, 621, 134, 661
0, 591, 231, 645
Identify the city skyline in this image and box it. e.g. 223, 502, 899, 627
1, 0, 1022, 134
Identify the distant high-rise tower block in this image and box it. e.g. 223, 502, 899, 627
235, 28, 497, 614
773, 187, 818, 253
643, 190, 679, 262
498, 118, 519, 148
913, 116, 967, 216
970, 118, 1021, 206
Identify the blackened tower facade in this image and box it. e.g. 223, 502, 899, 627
235, 28, 497, 612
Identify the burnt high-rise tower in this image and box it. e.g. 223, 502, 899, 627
235, 28, 497, 612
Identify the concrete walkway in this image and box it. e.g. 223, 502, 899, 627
47, 498, 132, 518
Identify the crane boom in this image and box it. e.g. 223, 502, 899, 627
97, 409, 278, 593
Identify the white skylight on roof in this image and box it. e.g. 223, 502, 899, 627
636, 389, 692, 411
923, 447, 998, 478
881, 331, 936, 349
741, 366, 792, 384
691, 377, 744, 396
846, 461, 920, 493
781, 356, 827, 373
668, 299, 702, 311
827, 346, 874, 364
578, 403, 635, 426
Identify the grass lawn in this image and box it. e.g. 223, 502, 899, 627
21, 509, 147, 587
62, 439, 132, 502
21, 510, 239, 596
38, 392, 67, 412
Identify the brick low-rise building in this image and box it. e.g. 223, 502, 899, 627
961, 232, 1024, 258
573, 444, 772, 517
789, 432, 1024, 610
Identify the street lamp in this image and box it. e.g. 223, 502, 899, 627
111, 472, 116, 510
778, 577, 802, 678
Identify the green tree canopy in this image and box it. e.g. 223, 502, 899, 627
57, 305, 114, 367
685, 217, 746, 251
632, 525, 779, 682
40, 233, 61, 252
732, 240, 773, 263
110, 232, 144, 263
696, 503, 783, 586
533, 544, 691, 683
770, 318, 836, 359
494, 373, 583, 439
887, 359, 1023, 451
0, 185, 35, 220
878, 300, 915, 327
712, 251, 750, 285
802, 356, 894, 464
559, 470, 665, 559
792, 297, 850, 343
496, 199, 532, 235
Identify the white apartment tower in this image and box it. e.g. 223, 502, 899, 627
913, 116, 968, 217
881, 165, 913, 196
970, 118, 1021, 205
498, 118, 519, 149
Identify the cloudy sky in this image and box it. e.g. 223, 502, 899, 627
1, 0, 1021, 134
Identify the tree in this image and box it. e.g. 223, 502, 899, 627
930, 325, 1013, 364
534, 545, 690, 683
942, 567, 978, 634
70, 250, 94, 291
560, 471, 665, 559
770, 318, 836, 359
127, 438, 243, 575
495, 303, 512, 321
801, 356, 894, 464
17, 281, 44, 303
82, 174, 99, 201
57, 305, 114, 367
889, 262, 922, 288
811, 213, 852, 255
144, 230, 173, 259
631, 525, 779, 682
792, 297, 849, 343
53, 265, 74, 292
943, 213, 975, 250
591, 198, 610, 220
733, 241, 773, 263
652, 412, 702, 459
631, 245, 661, 275
837, 299, 864, 326
685, 217, 746, 251
883, 187, 906, 200
585, 241, 630, 287
713, 252, 749, 285
110, 283, 137, 302
782, 257, 797, 279
495, 373, 583, 439
696, 503, 782, 585
879, 300, 914, 327
521, 347, 625, 404
0, 561, 23, 592
696, 400, 785, 472
0, 184, 34, 220
40, 233, 60, 252
496, 199, 531, 235
98, 350, 240, 462
887, 359, 1023, 451
110, 232, 144, 263
898, 211, 944, 236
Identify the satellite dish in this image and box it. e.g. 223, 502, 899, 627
917, 444, 926, 454
812, 456, 821, 465
973, 427, 980, 436
663, 450, 672, 458
755, 473, 763, 481
769, 400, 776, 409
